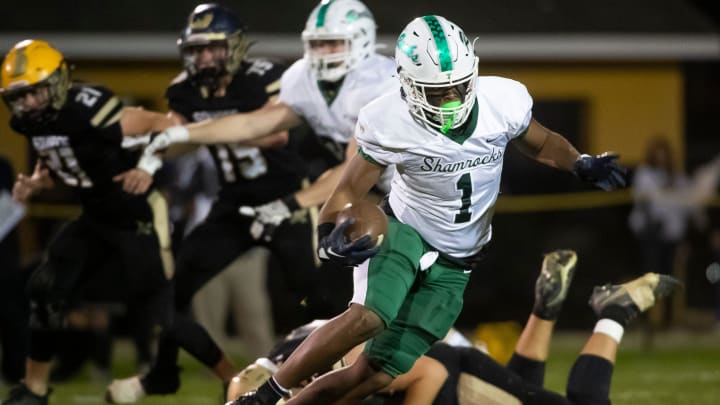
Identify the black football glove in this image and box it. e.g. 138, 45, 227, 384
573, 153, 627, 191
317, 220, 380, 267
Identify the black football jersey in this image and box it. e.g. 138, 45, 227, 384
166, 58, 307, 205
10, 83, 153, 223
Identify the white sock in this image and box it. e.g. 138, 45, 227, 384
593, 319, 625, 343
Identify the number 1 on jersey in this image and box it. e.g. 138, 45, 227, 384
454, 173, 472, 223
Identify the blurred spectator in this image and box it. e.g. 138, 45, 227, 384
0, 156, 29, 384
629, 137, 691, 275
628, 136, 692, 335
629, 137, 720, 336
193, 248, 275, 360
709, 230, 720, 331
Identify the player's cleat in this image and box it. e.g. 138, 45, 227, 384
532, 249, 578, 320
105, 367, 180, 403
1, 385, 51, 405
105, 376, 145, 404
590, 272, 682, 323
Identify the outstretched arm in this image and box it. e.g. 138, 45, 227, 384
119, 107, 180, 137
114, 107, 180, 194
513, 119, 626, 190
182, 101, 302, 144
513, 119, 579, 171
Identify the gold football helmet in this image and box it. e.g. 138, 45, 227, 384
1, 39, 70, 119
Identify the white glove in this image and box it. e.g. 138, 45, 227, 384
136, 153, 163, 175
239, 197, 298, 242
143, 126, 190, 156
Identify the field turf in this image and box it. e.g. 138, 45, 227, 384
1, 330, 718, 404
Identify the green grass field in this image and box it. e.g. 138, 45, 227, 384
2, 330, 718, 404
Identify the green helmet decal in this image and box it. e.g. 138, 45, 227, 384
345, 9, 372, 22
422, 15, 453, 72
316, 0, 336, 27
397, 33, 419, 65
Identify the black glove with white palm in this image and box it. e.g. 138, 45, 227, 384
317, 220, 380, 267
573, 152, 627, 191
239, 195, 300, 242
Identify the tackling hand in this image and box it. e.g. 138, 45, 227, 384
317, 220, 381, 267
113, 168, 154, 195
573, 153, 627, 191
142, 126, 190, 156
239, 197, 297, 242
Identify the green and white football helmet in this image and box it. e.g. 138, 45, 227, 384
301, 0, 376, 82
395, 15, 478, 133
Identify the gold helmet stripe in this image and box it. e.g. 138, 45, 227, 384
10, 47, 28, 78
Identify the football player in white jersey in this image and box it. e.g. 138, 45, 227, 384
139, 0, 397, 240
230, 15, 627, 405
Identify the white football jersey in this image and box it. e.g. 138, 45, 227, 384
356, 76, 533, 258
279, 53, 397, 157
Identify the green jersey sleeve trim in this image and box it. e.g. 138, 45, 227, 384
358, 145, 386, 168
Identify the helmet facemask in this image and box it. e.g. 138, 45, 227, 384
400, 67, 477, 133
302, 36, 353, 82
178, 4, 249, 95
181, 40, 229, 91
1, 61, 69, 123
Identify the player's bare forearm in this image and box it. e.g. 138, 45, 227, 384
295, 161, 347, 209
515, 119, 580, 171
239, 131, 289, 148
298, 136, 361, 209
119, 107, 179, 137
185, 102, 302, 144
318, 154, 382, 224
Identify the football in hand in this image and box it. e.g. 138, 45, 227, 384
336, 200, 388, 247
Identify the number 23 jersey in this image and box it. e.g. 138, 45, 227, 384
356, 76, 533, 258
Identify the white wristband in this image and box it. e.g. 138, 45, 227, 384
593, 319, 624, 343
165, 125, 190, 143
136, 154, 163, 175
